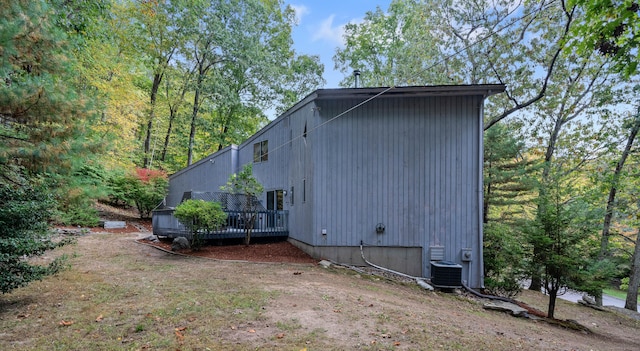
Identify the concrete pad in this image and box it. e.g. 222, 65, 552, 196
103, 221, 126, 229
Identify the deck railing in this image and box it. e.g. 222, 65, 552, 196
152, 208, 289, 240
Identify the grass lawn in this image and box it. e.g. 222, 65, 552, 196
604, 288, 640, 303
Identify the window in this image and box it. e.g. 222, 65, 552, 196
303, 179, 306, 202
253, 140, 268, 162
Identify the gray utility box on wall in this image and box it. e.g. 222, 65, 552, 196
430, 261, 463, 288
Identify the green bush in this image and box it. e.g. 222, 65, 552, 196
102, 168, 168, 219
105, 170, 135, 207
0, 181, 74, 294
483, 222, 525, 297
620, 277, 630, 291
54, 163, 107, 227
174, 200, 226, 249
56, 204, 101, 227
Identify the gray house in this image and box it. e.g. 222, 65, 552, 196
154, 85, 505, 289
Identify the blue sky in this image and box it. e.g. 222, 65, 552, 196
287, 1, 392, 88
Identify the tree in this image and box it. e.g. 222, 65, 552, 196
626, 225, 640, 311
571, 0, 640, 78
0, 178, 73, 294
526, 176, 600, 318
334, 0, 574, 129
483, 123, 537, 296
123, 0, 183, 168
127, 168, 168, 219
179, 0, 323, 166
173, 199, 226, 249
221, 165, 263, 245
0, 0, 100, 179
484, 123, 537, 224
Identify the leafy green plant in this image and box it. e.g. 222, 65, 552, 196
173, 199, 226, 249
620, 277, 630, 291
127, 168, 168, 219
483, 222, 525, 298
0, 180, 74, 294
220, 165, 264, 245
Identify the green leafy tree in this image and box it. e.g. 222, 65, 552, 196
0, 0, 101, 179
173, 199, 226, 249
221, 164, 264, 245
525, 177, 601, 318
334, 0, 576, 130
571, 0, 640, 77
179, 0, 323, 165
0, 179, 73, 294
484, 123, 538, 224
483, 123, 537, 296
126, 168, 168, 219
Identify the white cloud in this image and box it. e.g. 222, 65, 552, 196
290, 4, 310, 25
312, 14, 349, 47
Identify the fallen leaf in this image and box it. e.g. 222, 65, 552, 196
175, 330, 184, 343
17, 313, 30, 319
187, 316, 196, 322
230, 326, 237, 330
333, 309, 341, 313
276, 333, 285, 339
59, 320, 74, 326
248, 329, 256, 333
175, 326, 187, 331
394, 341, 401, 346
95, 314, 103, 322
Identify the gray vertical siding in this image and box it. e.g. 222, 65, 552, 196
237, 116, 291, 198
166, 146, 238, 207
287, 103, 315, 244
311, 95, 483, 286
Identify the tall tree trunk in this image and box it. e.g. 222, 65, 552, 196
597, 109, 640, 306
144, 72, 163, 168
601, 111, 640, 254
625, 227, 640, 311
161, 110, 176, 162
187, 85, 201, 166
547, 288, 558, 319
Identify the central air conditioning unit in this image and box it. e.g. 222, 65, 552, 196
430, 261, 462, 288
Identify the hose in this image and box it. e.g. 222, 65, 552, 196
359, 241, 433, 291
461, 281, 517, 303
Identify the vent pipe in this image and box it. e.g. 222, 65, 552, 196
353, 69, 361, 88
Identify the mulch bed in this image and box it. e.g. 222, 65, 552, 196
138, 237, 317, 264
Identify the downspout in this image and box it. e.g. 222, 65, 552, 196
477, 96, 485, 289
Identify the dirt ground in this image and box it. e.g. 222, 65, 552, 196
2, 204, 638, 350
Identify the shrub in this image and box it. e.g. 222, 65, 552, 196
127, 168, 168, 219
620, 277, 630, 291
483, 222, 525, 298
174, 200, 226, 249
0, 181, 74, 294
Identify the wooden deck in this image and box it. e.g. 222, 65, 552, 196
152, 209, 289, 240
